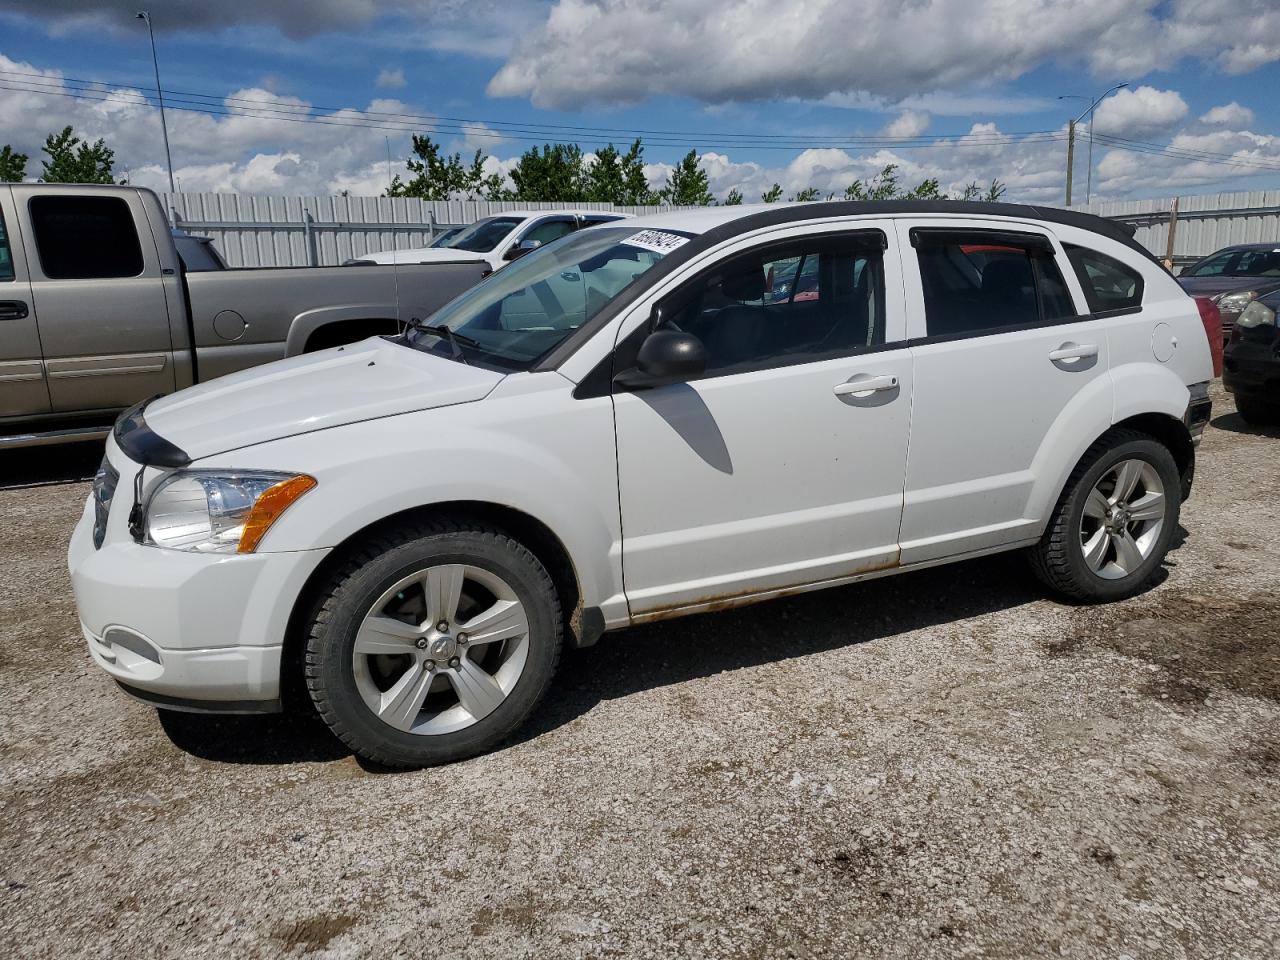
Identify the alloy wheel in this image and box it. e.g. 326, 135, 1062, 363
1078, 458, 1167, 580
352, 563, 530, 735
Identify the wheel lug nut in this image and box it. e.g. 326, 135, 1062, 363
437, 621, 449, 632
457, 633, 468, 645
423, 661, 434, 672
448, 657, 461, 669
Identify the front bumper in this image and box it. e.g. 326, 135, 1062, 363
68, 458, 330, 710
1223, 337, 1280, 399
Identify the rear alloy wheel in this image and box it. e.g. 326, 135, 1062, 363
1029, 429, 1180, 602
305, 521, 561, 767
1077, 459, 1167, 581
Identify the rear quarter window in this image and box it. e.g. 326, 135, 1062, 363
1064, 244, 1144, 315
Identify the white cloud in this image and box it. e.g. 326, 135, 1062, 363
488, 0, 1280, 110
0, 53, 418, 195
1201, 102, 1254, 127
376, 68, 406, 89
882, 111, 930, 139
1091, 86, 1188, 138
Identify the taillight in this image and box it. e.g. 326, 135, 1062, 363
1194, 296, 1224, 377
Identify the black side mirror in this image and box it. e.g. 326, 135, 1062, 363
614, 329, 707, 390
504, 239, 542, 261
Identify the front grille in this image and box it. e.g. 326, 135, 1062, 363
91, 457, 119, 549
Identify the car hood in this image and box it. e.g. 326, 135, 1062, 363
1178, 275, 1280, 298
370, 247, 491, 265
144, 337, 504, 460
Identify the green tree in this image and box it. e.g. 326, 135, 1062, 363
509, 143, 586, 201
790, 187, 821, 202
584, 143, 626, 203
386, 135, 502, 200
0, 145, 27, 182
583, 141, 655, 204
40, 126, 115, 183
904, 177, 944, 200
661, 149, 714, 206
722, 187, 743, 205
761, 182, 783, 203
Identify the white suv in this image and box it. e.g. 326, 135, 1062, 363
69, 202, 1214, 767
354, 210, 629, 272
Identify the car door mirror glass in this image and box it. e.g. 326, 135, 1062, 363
614, 329, 707, 389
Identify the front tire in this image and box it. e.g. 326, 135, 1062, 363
1029, 429, 1180, 602
304, 520, 561, 768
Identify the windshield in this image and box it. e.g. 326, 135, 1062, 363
1187, 248, 1280, 278
429, 228, 462, 248
448, 216, 525, 253
403, 226, 688, 371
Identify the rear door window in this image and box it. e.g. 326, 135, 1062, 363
1063, 244, 1144, 314
29, 196, 144, 280
913, 231, 1077, 337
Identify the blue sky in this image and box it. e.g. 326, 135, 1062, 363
1, 0, 1279, 203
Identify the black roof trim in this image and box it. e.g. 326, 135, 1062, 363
533, 200, 1147, 373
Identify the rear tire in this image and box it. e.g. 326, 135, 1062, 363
304, 519, 561, 768
1029, 429, 1180, 602
1235, 395, 1280, 426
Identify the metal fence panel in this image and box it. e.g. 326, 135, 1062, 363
165, 191, 1280, 269
1077, 191, 1280, 264
164, 193, 696, 267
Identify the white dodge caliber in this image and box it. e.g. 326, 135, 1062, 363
69, 202, 1214, 767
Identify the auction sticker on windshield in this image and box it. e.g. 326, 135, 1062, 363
622, 230, 689, 255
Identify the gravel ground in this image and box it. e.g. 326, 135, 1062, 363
2, 383, 1279, 959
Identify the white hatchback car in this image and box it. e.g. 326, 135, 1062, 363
70, 202, 1214, 767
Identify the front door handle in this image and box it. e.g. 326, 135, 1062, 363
1048, 342, 1098, 362
834, 374, 899, 397
0, 300, 29, 321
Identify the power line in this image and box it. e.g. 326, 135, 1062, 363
0, 67, 1067, 149
5, 68, 1280, 172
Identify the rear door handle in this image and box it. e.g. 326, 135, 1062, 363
1048, 342, 1098, 362
834, 374, 899, 397
0, 300, 29, 321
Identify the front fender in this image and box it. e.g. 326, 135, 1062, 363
196, 385, 625, 620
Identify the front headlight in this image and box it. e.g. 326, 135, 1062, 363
144, 471, 316, 553
1236, 301, 1277, 329
1214, 290, 1257, 314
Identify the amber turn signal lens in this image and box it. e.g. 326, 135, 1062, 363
237, 475, 317, 553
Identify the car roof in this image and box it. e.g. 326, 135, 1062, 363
1198, 242, 1280, 255
475, 209, 632, 222
627, 199, 1146, 257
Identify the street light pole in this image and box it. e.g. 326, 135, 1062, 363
136, 11, 175, 194
1058, 83, 1128, 207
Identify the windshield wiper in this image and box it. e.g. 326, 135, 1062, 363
404, 317, 480, 364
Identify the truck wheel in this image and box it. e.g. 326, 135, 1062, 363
304, 520, 561, 768
1028, 429, 1180, 603
1235, 395, 1280, 426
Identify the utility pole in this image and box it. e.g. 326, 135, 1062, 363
1058, 82, 1128, 207
136, 11, 175, 193
1065, 119, 1076, 206
385, 136, 393, 194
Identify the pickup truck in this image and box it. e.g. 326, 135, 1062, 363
0, 184, 488, 448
